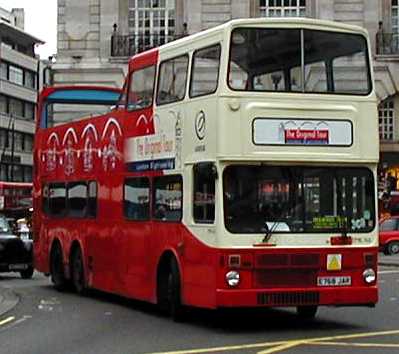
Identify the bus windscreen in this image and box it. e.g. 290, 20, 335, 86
223, 166, 375, 234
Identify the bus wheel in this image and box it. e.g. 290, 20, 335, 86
387, 241, 399, 255
20, 266, 34, 279
50, 242, 67, 291
71, 247, 86, 295
296, 305, 318, 319
166, 258, 185, 322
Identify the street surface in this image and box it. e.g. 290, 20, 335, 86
0, 258, 398, 354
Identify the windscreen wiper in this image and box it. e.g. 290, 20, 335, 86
262, 221, 279, 243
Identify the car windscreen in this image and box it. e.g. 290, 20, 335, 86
228, 28, 371, 95
223, 165, 375, 234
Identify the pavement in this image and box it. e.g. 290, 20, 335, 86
0, 254, 398, 317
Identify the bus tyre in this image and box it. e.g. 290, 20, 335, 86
20, 266, 34, 279
296, 305, 318, 319
167, 258, 185, 322
71, 247, 86, 295
50, 243, 67, 291
387, 241, 399, 255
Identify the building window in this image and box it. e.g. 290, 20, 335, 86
379, 98, 395, 141
9, 65, 23, 86
24, 71, 36, 89
0, 95, 6, 114
0, 62, 7, 80
24, 134, 33, 152
8, 97, 23, 118
128, 0, 175, 51
25, 102, 34, 120
260, 0, 306, 17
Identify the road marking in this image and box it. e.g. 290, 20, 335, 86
257, 341, 306, 354
0, 316, 14, 327
148, 329, 399, 354
308, 341, 399, 348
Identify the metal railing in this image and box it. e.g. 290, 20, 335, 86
111, 33, 178, 57
376, 32, 399, 55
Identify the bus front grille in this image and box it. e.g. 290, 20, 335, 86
254, 269, 317, 288
257, 291, 320, 306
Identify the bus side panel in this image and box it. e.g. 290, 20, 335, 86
181, 230, 218, 308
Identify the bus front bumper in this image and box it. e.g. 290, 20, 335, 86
215, 286, 378, 308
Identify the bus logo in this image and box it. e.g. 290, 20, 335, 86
195, 111, 206, 140
285, 129, 329, 145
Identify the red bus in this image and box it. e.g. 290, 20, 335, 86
34, 18, 379, 320
0, 182, 32, 217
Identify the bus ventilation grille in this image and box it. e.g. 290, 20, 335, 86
257, 291, 320, 306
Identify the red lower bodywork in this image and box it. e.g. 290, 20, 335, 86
34, 220, 378, 310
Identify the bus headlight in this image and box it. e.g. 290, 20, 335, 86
363, 268, 376, 284
226, 270, 240, 287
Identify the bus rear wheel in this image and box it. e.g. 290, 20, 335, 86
50, 242, 67, 291
71, 247, 86, 295
296, 305, 318, 319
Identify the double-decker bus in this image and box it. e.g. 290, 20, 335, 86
0, 182, 32, 217
33, 18, 379, 320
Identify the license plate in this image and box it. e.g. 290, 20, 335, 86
317, 276, 351, 287
9, 264, 28, 270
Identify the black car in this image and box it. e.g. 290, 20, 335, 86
0, 215, 33, 279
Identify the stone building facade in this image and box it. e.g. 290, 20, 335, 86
0, 7, 43, 182
53, 0, 399, 188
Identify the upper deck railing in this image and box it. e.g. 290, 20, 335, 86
111, 31, 178, 57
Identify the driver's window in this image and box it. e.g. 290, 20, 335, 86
128, 65, 156, 110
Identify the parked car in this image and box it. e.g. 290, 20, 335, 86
0, 214, 33, 278
379, 216, 399, 255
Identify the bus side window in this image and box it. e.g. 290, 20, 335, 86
49, 183, 66, 217
128, 65, 156, 111
67, 181, 88, 218
87, 181, 97, 218
193, 163, 216, 224
157, 55, 189, 105
153, 176, 182, 222
124, 177, 150, 221
190, 44, 221, 98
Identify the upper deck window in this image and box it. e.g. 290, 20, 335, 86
190, 44, 221, 98
228, 28, 371, 95
157, 55, 189, 105
128, 65, 156, 110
